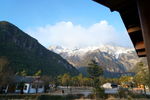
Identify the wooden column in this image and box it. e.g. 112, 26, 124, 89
137, 0, 150, 70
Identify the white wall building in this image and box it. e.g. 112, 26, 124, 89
102, 83, 119, 94
23, 83, 44, 93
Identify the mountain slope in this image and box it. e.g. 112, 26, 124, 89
49, 45, 146, 76
0, 21, 79, 76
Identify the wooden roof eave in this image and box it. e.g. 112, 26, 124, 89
93, 0, 134, 12
93, 0, 146, 57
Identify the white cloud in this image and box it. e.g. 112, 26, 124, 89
26, 20, 132, 48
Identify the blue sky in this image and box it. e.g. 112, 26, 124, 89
0, 0, 133, 48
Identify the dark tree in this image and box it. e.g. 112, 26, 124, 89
87, 60, 103, 79
87, 60, 104, 98
0, 57, 14, 93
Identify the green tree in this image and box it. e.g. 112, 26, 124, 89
87, 60, 104, 98
0, 57, 9, 72
119, 76, 133, 89
77, 73, 84, 86
83, 77, 93, 86
0, 57, 14, 93
20, 70, 27, 76
41, 75, 53, 92
71, 76, 79, 86
87, 60, 103, 79
133, 62, 150, 95
35, 70, 42, 76
119, 76, 133, 84
61, 73, 71, 87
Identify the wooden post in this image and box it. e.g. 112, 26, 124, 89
137, 0, 150, 71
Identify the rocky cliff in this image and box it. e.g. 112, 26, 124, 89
49, 45, 147, 77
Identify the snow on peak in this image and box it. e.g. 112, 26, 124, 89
98, 45, 134, 58
49, 45, 135, 58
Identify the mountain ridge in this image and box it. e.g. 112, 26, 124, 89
49, 45, 134, 59
49, 45, 145, 76
0, 21, 79, 76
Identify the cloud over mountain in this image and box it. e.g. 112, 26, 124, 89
26, 20, 132, 48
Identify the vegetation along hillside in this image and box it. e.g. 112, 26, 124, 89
0, 21, 79, 76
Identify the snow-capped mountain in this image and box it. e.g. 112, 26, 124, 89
49, 45, 147, 75
49, 45, 134, 58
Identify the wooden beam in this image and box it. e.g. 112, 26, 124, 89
137, 50, 146, 57
137, 0, 150, 69
128, 26, 141, 33
135, 41, 145, 50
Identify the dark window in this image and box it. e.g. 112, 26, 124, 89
24, 85, 27, 90
111, 84, 118, 88
39, 85, 43, 88
32, 85, 36, 88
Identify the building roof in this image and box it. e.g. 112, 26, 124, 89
15, 76, 41, 83
93, 0, 146, 57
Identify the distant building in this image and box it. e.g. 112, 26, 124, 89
102, 83, 118, 89
17, 76, 45, 94
1, 76, 45, 94
102, 83, 119, 94
23, 80, 44, 94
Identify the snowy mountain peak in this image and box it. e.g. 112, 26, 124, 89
49, 45, 135, 58
98, 45, 134, 58
48, 45, 142, 75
